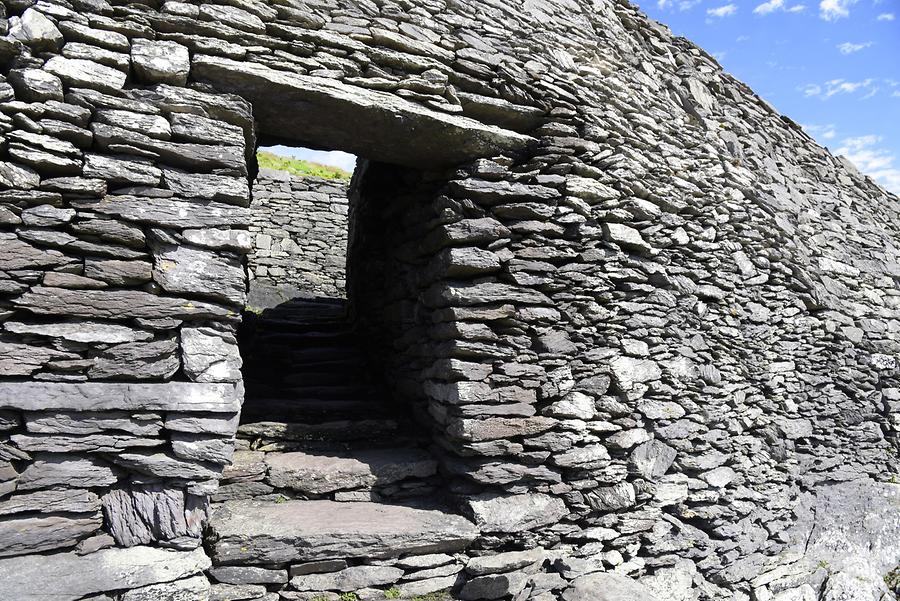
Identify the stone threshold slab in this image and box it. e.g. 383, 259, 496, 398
209, 499, 479, 565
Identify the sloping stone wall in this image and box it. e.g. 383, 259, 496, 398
247, 168, 349, 304
0, 0, 898, 599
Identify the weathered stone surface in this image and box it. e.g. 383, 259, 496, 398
8, 68, 63, 102
0, 513, 102, 557
120, 575, 211, 601
13, 287, 237, 320
88, 336, 179, 380
70, 195, 250, 228
265, 448, 437, 494
162, 168, 250, 206
103, 485, 202, 547
4, 319, 154, 344
83, 154, 162, 187
44, 56, 127, 92
84, 259, 153, 286
208, 500, 478, 564
0, 341, 75, 376
17, 455, 118, 490
465, 493, 567, 533
0, 234, 74, 271
152, 242, 246, 306
171, 113, 245, 146
466, 548, 550, 576
192, 56, 533, 168
0, 161, 40, 189
562, 572, 660, 601
0, 489, 100, 516
0, 546, 211, 601
132, 39, 190, 85
26, 411, 162, 436
170, 432, 234, 464
208, 566, 288, 585
110, 451, 222, 481
0, 382, 241, 412
180, 326, 242, 383
291, 566, 404, 592
8, 8, 63, 51
630, 440, 677, 480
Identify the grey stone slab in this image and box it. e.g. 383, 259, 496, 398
0, 488, 100, 516
120, 575, 211, 601
265, 448, 437, 494
132, 39, 190, 85
88, 336, 180, 380
0, 546, 211, 601
152, 242, 246, 306
26, 411, 162, 436
17, 455, 118, 490
464, 493, 567, 533
181, 326, 243, 383
44, 56, 127, 92
191, 55, 533, 169
70, 195, 250, 229
562, 572, 660, 601
0, 512, 102, 557
4, 319, 154, 344
13, 286, 238, 320
0, 382, 241, 412
102, 485, 200, 547
208, 500, 478, 564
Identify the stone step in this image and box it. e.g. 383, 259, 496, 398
207, 499, 479, 565
238, 419, 400, 443
264, 447, 438, 495
238, 399, 394, 424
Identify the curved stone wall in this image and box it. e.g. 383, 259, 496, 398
0, 0, 897, 599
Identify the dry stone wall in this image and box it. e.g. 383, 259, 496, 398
247, 168, 349, 304
0, 0, 897, 599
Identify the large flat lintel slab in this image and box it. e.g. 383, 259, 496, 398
209, 499, 479, 565
0, 381, 242, 412
191, 55, 535, 169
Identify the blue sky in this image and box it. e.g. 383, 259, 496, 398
636, 0, 900, 193
265, 2, 897, 193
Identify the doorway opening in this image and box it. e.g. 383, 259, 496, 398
226, 144, 447, 507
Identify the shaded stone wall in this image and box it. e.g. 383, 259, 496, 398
248, 168, 349, 304
0, 0, 897, 599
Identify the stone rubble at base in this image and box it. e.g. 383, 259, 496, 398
0, 0, 897, 599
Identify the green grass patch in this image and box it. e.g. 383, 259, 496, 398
257, 150, 352, 180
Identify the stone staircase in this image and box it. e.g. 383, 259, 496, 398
220, 297, 441, 503
204, 298, 478, 597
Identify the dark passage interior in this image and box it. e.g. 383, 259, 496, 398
227, 149, 446, 506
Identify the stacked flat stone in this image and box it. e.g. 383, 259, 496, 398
247, 168, 349, 302
0, 0, 897, 599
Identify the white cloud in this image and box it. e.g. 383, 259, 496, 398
754, 0, 784, 13
787, 4, 807, 11
708, 3, 738, 16
837, 41, 873, 54
836, 135, 900, 194
737, 35, 751, 42
893, 91, 900, 98
877, 12, 895, 20
801, 84, 823, 97
819, 0, 858, 20
801, 79, 882, 99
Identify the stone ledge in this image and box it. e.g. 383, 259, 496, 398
0, 381, 242, 412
